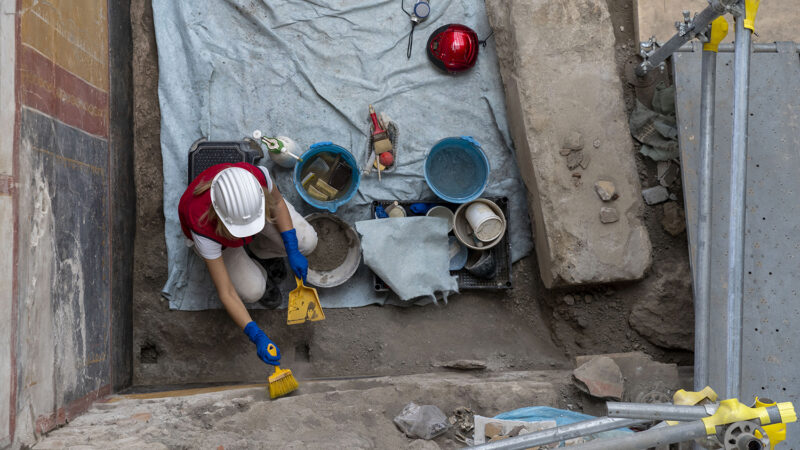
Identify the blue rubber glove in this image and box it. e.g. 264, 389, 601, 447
243, 321, 281, 366
409, 203, 434, 215
280, 228, 308, 282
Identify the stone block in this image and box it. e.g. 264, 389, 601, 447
486, 0, 652, 287
576, 352, 682, 402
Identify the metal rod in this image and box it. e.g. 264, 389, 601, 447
694, 48, 717, 395
568, 420, 709, 450
724, 14, 752, 400
607, 402, 717, 421
473, 417, 646, 450
636, 2, 727, 75
675, 42, 800, 53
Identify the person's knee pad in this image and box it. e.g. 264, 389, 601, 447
236, 264, 267, 303
298, 227, 319, 256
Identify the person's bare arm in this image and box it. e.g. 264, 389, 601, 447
205, 257, 252, 329
270, 186, 294, 233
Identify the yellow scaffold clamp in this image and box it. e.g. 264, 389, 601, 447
703, 16, 729, 53
743, 0, 760, 33
672, 387, 796, 449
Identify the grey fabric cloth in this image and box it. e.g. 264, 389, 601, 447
356, 217, 458, 302
154, 0, 533, 310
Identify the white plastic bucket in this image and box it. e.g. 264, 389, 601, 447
426, 206, 454, 232
385, 202, 406, 218
465, 202, 504, 242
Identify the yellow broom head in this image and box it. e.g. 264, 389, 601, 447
268, 366, 298, 399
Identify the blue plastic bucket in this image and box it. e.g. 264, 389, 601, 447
294, 142, 360, 213
424, 136, 489, 203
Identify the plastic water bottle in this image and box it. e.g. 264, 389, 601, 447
253, 131, 302, 169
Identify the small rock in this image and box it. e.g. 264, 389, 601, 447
657, 161, 680, 187
593, 139, 601, 148
439, 359, 487, 370
584, 294, 593, 304
563, 131, 584, 150
564, 295, 575, 306
573, 356, 624, 400
566, 151, 584, 170
669, 193, 678, 201
594, 180, 616, 201
579, 153, 591, 169
131, 413, 152, 422
559, 148, 572, 156
642, 186, 669, 205
485, 422, 503, 438
508, 425, 526, 437
571, 172, 582, 178
577, 316, 589, 329
599, 207, 619, 224
661, 202, 686, 236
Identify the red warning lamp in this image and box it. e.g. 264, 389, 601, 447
426, 24, 479, 73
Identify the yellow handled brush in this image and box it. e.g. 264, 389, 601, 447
268, 365, 298, 399
265, 343, 298, 399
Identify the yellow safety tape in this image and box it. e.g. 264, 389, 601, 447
673, 386, 718, 406
744, 0, 760, 32
702, 399, 777, 435
755, 397, 786, 450
703, 17, 729, 53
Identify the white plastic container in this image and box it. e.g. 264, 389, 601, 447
453, 199, 507, 250
385, 201, 407, 218
465, 201, 505, 242
426, 205, 455, 232
253, 130, 301, 169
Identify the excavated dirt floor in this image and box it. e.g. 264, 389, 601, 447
130, 0, 693, 391
35, 372, 575, 449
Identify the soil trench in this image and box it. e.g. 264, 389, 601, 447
131, 0, 693, 389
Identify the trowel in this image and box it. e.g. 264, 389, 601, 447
287, 277, 326, 325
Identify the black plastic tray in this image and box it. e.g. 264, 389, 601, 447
370, 197, 513, 291
188, 138, 263, 183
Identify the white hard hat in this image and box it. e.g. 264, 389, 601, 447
210, 167, 265, 238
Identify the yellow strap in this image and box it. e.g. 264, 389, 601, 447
673, 387, 718, 405
703, 17, 729, 53
744, 0, 761, 32
701, 398, 780, 434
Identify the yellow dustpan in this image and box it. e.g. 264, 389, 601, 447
287, 277, 326, 325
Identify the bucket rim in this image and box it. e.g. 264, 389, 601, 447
424, 136, 490, 204
293, 143, 360, 213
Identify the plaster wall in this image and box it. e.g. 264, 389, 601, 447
0, 0, 17, 446
6, 0, 135, 447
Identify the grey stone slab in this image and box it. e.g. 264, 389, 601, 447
486, 0, 652, 287
674, 42, 800, 445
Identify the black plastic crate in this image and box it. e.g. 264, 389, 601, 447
188, 138, 264, 183
371, 197, 513, 291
